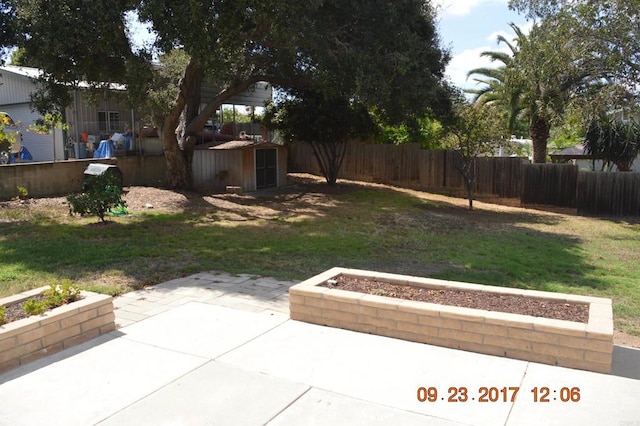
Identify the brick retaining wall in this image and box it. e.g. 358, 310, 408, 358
0, 287, 115, 373
289, 268, 614, 374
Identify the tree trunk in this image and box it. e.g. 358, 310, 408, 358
309, 140, 347, 185
466, 179, 474, 210
161, 60, 203, 190
177, 66, 204, 190
161, 122, 190, 189
530, 116, 551, 164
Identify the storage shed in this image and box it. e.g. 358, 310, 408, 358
192, 140, 287, 192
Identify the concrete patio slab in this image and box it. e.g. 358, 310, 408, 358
612, 345, 640, 380
119, 302, 288, 358
0, 272, 638, 426
508, 361, 640, 425
0, 334, 207, 426
268, 388, 465, 426
98, 361, 310, 426
219, 319, 528, 426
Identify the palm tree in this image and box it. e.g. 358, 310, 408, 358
469, 20, 594, 163
466, 23, 526, 137
509, 19, 593, 163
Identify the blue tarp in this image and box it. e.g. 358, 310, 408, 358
9, 146, 33, 163
93, 140, 116, 159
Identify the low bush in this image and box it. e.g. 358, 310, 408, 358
67, 173, 126, 222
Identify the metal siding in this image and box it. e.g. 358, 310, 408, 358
193, 144, 286, 192
193, 149, 244, 191
0, 104, 63, 162
201, 82, 272, 107
0, 69, 37, 105
67, 91, 132, 138
244, 149, 256, 191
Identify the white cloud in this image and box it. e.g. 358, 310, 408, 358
445, 45, 509, 91
434, 0, 508, 17
486, 22, 532, 44
444, 21, 532, 91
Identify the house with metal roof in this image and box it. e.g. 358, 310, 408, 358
0, 65, 65, 162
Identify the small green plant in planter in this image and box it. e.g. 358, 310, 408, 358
67, 173, 126, 222
22, 298, 49, 315
0, 306, 6, 325
20, 281, 83, 317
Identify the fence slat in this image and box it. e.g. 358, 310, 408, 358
288, 141, 640, 216
577, 172, 640, 216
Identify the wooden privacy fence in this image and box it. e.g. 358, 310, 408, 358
576, 172, 640, 216
521, 164, 578, 208
290, 141, 640, 216
520, 164, 640, 215
289, 141, 525, 198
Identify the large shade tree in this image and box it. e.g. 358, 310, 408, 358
264, 89, 375, 185
509, 0, 640, 114
5, 0, 452, 189
0, 0, 18, 64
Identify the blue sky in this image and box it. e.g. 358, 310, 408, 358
434, 0, 531, 92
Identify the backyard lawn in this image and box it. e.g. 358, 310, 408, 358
1, 174, 638, 341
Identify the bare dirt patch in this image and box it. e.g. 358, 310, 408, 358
324, 276, 589, 323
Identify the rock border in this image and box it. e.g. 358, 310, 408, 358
289, 267, 613, 374
0, 287, 115, 373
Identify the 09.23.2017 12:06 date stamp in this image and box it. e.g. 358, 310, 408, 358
417, 386, 581, 403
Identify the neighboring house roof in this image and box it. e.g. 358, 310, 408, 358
0, 65, 126, 90
550, 144, 593, 160
0, 65, 42, 79
211, 140, 281, 150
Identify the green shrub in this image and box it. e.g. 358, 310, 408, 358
12, 186, 28, 201
22, 299, 48, 316
0, 306, 6, 325
67, 173, 126, 222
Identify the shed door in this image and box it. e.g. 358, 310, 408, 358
256, 148, 277, 189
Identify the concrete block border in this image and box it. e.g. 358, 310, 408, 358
289, 267, 614, 374
0, 287, 115, 373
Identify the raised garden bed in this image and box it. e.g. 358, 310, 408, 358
0, 287, 115, 374
289, 267, 614, 374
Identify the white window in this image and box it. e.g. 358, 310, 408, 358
98, 111, 120, 132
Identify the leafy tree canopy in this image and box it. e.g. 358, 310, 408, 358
442, 96, 508, 209
0, 0, 18, 64
584, 116, 640, 172
264, 89, 375, 185
3, 0, 452, 189
509, 0, 640, 105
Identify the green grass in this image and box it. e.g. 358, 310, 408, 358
0, 180, 639, 335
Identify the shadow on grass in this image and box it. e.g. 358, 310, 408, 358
0, 178, 617, 299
